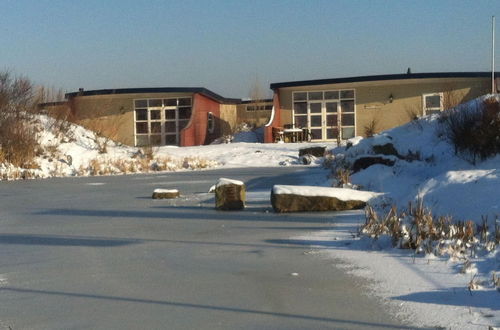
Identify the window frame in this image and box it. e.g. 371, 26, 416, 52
422, 93, 443, 116
133, 97, 193, 146
292, 89, 356, 141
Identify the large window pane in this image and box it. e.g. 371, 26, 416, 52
135, 109, 147, 121
327, 128, 338, 139
149, 99, 162, 107
341, 113, 355, 126
310, 129, 322, 140
135, 135, 149, 146
310, 103, 322, 113
326, 114, 338, 126
294, 115, 307, 128
425, 95, 441, 108
178, 107, 192, 120
293, 92, 307, 101
151, 122, 161, 133
342, 127, 355, 139
165, 135, 177, 145
325, 91, 339, 100
178, 98, 192, 106
150, 135, 162, 145
310, 115, 322, 127
150, 110, 161, 120
164, 99, 177, 107
165, 121, 176, 132
294, 102, 307, 114
326, 102, 337, 113
136, 122, 148, 134
341, 100, 354, 113
340, 90, 354, 99
308, 91, 323, 100
165, 109, 176, 120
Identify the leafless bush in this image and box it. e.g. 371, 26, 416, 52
0, 71, 39, 167
363, 118, 378, 137
361, 199, 495, 253
439, 97, 500, 163
333, 168, 351, 187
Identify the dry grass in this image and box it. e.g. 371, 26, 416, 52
72, 155, 219, 178
362, 199, 496, 254
439, 97, 500, 163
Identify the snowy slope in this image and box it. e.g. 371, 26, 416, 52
311, 95, 500, 329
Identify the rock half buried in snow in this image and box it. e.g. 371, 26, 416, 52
215, 178, 245, 210
152, 189, 180, 199
298, 146, 326, 158
271, 185, 381, 213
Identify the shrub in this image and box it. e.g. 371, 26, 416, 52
363, 118, 378, 137
440, 97, 500, 163
0, 71, 39, 167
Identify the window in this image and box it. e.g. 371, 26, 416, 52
423, 93, 443, 115
134, 97, 193, 146
246, 104, 273, 111
207, 112, 215, 133
292, 89, 355, 140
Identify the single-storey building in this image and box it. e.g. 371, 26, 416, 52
264, 72, 499, 143
52, 87, 242, 147
236, 98, 273, 128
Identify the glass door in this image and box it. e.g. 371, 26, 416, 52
308, 102, 323, 140
325, 101, 339, 140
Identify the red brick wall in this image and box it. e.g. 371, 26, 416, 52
264, 91, 282, 143
180, 93, 221, 146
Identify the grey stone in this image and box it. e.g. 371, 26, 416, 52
271, 191, 366, 213
152, 190, 180, 199
298, 146, 326, 158
352, 156, 395, 173
215, 183, 245, 210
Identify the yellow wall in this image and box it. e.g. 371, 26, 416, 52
68, 92, 193, 146
219, 104, 238, 135
277, 77, 490, 137
236, 102, 273, 127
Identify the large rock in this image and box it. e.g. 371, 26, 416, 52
372, 143, 400, 157
271, 185, 381, 213
298, 146, 326, 158
215, 178, 246, 210
152, 189, 180, 199
352, 156, 395, 173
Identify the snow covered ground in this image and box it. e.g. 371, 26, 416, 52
306, 96, 499, 329
1, 97, 499, 328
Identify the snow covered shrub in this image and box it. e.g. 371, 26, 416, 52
0, 72, 39, 167
440, 97, 500, 163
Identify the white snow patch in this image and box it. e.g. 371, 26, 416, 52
215, 178, 244, 188
153, 189, 179, 194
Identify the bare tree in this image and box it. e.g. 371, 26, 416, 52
0, 71, 39, 167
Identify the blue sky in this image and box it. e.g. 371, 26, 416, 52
2, 0, 499, 98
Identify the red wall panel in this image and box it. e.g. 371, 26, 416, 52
180, 93, 221, 146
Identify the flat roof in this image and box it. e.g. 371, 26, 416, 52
270, 72, 499, 89
65, 87, 241, 104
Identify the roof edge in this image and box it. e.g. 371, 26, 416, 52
270, 72, 500, 89
65, 87, 241, 104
